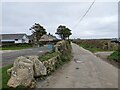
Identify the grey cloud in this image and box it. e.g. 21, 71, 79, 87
2, 1, 118, 39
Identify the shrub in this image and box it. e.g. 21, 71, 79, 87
108, 51, 120, 62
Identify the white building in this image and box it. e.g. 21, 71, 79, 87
0, 34, 29, 43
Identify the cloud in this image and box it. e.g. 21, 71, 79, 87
2, 1, 118, 39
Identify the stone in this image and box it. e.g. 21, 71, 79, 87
7, 67, 13, 76
7, 67, 34, 88
7, 56, 34, 88
7, 56, 46, 88
27, 56, 47, 76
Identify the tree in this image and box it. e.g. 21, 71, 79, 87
55, 25, 72, 40
64, 28, 72, 40
29, 23, 47, 47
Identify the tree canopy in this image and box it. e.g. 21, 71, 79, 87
29, 23, 47, 46
55, 25, 72, 40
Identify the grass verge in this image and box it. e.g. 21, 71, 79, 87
1, 44, 32, 50
0, 47, 31, 50
108, 51, 120, 62
0, 64, 13, 89
79, 43, 110, 53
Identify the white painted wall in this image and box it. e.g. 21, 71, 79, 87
15, 39, 22, 43
22, 35, 29, 43
1, 35, 29, 43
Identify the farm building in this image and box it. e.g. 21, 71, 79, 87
39, 34, 58, 42
0, 34, 29, 44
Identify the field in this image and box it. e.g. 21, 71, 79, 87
73, 39, 112, 52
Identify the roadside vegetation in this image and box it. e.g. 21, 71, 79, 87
73, 39, 112, 53
108, 50, 120, 62
1, 64, 13, 88
79, 43, 105, 52
73, 39, 119, 66
73, 40, 107, 53
39, 51, 58, 62
1, 43, 32, 50
1, 23, 72, 89
38, 41, 72, 78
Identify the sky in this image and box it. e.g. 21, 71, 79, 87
1, 0, 119, 39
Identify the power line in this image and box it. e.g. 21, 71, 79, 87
72, 0, 96, 28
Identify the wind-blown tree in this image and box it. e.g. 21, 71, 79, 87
29, 23, 47, 47
64, 28, 72, 40
55, 25, 72, 40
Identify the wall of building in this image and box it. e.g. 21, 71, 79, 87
15, 39, 22, 43
1, 35, 29, 44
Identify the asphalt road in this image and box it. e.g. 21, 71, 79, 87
36, 43, 118, 88
1, 45, 51, 67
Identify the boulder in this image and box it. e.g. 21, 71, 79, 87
7, 67, 13, 76
27, 56, 46, 76
7, 56, 46, 88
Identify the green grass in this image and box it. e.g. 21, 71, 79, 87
1, 64, 27, 89
108, 51, 120, 62
1, 44, 32, 50
0, 64, 13, 89
0, 47, 32, 50
79, 44, 109, 53
39, 52, 58, 62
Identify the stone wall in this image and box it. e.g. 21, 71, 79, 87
7, 40, 72, 88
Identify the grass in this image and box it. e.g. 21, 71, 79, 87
0, 47, 31, 50
39, 51, 58, 62
79, 43, 109, 53
1, 43, 72, 89
1, 52, 58, 89
108, 51, 120, 62
1, 44, 32, 50
1, 64, 27, 89
0, 64, 13, 89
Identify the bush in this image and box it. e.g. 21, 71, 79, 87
38, 40, 72, 79
39, 52, 58, 62
73, 39, 111, 52
108, 51, 120, 62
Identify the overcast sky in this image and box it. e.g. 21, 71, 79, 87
1, 0, 119, 39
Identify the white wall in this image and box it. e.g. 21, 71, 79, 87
15, 39, 22, 43
22, 35, 29, 43
1, 35, 29, 43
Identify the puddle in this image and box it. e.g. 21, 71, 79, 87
39, 51, 43, 52
74, 59, 83, 63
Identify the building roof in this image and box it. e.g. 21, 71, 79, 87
0, 34, 27, 40
39, 34, 57, 41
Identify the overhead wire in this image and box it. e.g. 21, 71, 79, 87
72, 0, 96, 28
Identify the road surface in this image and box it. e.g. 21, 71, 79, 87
36, 43, 118, 88
1, 45, 51, 67
94, 51, 113, 59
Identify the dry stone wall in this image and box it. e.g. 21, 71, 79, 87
7, 40, 72, 88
